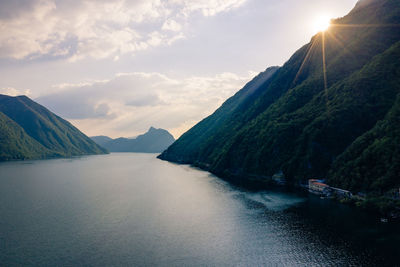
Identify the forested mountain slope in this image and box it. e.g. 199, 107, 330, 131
159, 0, 400, 195
0, 111, 55, 160
0, 94, 107, 161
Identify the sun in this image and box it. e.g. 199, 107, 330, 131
313, 15, 331, 33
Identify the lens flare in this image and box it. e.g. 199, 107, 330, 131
313, 15, 331, 33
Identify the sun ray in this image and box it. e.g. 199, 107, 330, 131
294, 19, 400, 114
292, 37, 319, 86
325, 31, 354, 58
322, 32, 328, 92
331, 23, 400, 28
322, 31, 330, 114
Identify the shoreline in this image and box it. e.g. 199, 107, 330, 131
157, 156, 400, 220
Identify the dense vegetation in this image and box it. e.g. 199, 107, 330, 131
328, 91, 400, 194
159, 0, 400, 197
92, 127, 175, 153
0, 94, 108, 161
0, 111, 53, 160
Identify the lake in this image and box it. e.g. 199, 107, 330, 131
0, 153, 398, 266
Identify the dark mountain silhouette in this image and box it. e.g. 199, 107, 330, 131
91, 127, 175, 153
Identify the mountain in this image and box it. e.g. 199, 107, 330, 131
0, 111, 54, 160
328, 91, 400, 194
159, 0, 400, 196
91, 136, 113, 147
91, 127, 175, 153
0, 94, 108, 161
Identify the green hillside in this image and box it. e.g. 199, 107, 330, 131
159, 0, 400, 196
0, 94, 108, 161
328, 92, 400, 194
0, 111, 56, 160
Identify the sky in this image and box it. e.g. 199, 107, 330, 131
0, 0, 358, 138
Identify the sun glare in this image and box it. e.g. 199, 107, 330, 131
313, 15, 331, 33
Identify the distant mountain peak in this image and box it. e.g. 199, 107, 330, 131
91, 127, 175, 153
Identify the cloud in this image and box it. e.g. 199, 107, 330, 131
0, 87, 31, 96
0, 0, 247, 61
37, 89, 113, 120
126, 94, 165, 107
176, 0, 248, 16
162, 19, 182, 32
35, 71, 256, 138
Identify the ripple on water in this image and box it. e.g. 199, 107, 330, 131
0, 154, 398, 266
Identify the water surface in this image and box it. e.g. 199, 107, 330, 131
0, 153, 398, 266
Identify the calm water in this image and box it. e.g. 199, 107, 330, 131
0, 153, 399, 266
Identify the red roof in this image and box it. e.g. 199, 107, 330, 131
311, 182, 328, 187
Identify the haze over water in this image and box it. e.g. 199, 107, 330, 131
0, 154, 398, 266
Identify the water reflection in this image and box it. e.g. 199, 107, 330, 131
0, 153, 398, 266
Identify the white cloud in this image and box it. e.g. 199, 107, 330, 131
162, 19, 182, 32
35, 71, 255, 138
0, 0, 247, 60
176, 0, 248, 16
0, 87, 31, 96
